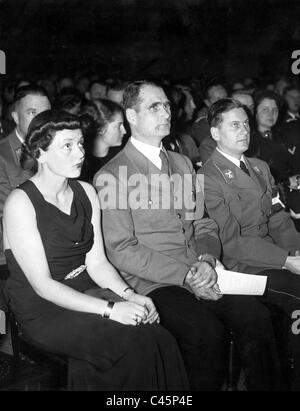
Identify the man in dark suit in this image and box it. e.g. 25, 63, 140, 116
94, 81, 282, 390
201, 98, 300, 388
0, 85, 50, 283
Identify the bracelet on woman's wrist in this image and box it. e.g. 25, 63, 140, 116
103, 301, 115, 319
122, 286, 134, 300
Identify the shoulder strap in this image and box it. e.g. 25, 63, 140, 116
69, 179, 93, 220
17, 180, 42, 207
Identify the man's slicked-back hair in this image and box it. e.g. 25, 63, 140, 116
208, 98, 244, 128
13, 84, 49, 106
122, 80, 159, 111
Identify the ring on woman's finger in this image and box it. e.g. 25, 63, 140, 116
134, 314, 141, 324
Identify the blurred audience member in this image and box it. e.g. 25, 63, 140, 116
86, 81, 107, 101
189, 83, 227, 147
55, 87, 83, 115
107, 83, 126, 106
80, 99, 126, 182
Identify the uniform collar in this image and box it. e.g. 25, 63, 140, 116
216, 147, 246, 168
211, 149, 266, 192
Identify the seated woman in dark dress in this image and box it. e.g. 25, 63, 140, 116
80, 99, 126, 183
3, 110, 188, 391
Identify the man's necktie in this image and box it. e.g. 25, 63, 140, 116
240, 160, 250, 176
159, 150, 170, 176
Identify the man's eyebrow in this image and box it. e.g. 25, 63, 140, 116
148, 100, 170, 107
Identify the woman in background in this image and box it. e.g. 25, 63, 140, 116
80, 99, 126, 182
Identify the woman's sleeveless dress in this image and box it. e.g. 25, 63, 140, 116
5, 179, 188, 390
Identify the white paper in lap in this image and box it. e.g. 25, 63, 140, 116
216, 268, 267, 295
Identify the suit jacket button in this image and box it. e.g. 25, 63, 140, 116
177, 213, 181, 219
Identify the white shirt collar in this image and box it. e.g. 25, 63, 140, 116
216, 147, 246, 168
15, 128, 24, 143
130, 137, 164, 170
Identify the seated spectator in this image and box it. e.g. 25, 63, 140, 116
275, 76, 291, 96
75, 76, 90, 98
40, 78, 57, 103
189, 83, 227, 147
163, 85, 201, 168
3, 109, 188, 391
200, 98, 300, 388
281, 86, 300, 123
54, 87, 83, 116
80, 99, 126, 182
231, 91, 254, 115
248, 90, 292, 184
106, 83, 126, 105
57, 77, 74, 92
86, 81, 107, 102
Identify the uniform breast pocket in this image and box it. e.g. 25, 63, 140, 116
225, 193, 243, 221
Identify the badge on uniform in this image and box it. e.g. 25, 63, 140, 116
224, 170, 234, 179
253, 166, 261, 174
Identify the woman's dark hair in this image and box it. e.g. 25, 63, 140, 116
89, 98, 123, 132
253, 89, 281, 115
80, 98, 123, 154
21, 109, 82, 172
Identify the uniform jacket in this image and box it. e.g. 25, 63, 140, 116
0, 130, 33, 264
94, 140, 221, 296
200, 149, 300, 274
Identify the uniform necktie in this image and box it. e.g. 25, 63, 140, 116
240, 160, 250, 176
159, 149, 170, 176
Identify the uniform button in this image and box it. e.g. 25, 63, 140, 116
258, 225, 261, 230
181, 228, 185, 234
177, 213, 181, 219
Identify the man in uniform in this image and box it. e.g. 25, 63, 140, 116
201, 98, 300, 388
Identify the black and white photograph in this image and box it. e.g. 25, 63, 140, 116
1, 0, 300, 394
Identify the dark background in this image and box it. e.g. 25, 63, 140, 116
1, 0, 300, 81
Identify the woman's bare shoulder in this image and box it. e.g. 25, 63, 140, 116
5, 187, 32, 209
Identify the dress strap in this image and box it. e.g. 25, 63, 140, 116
68, 179, 93, 220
